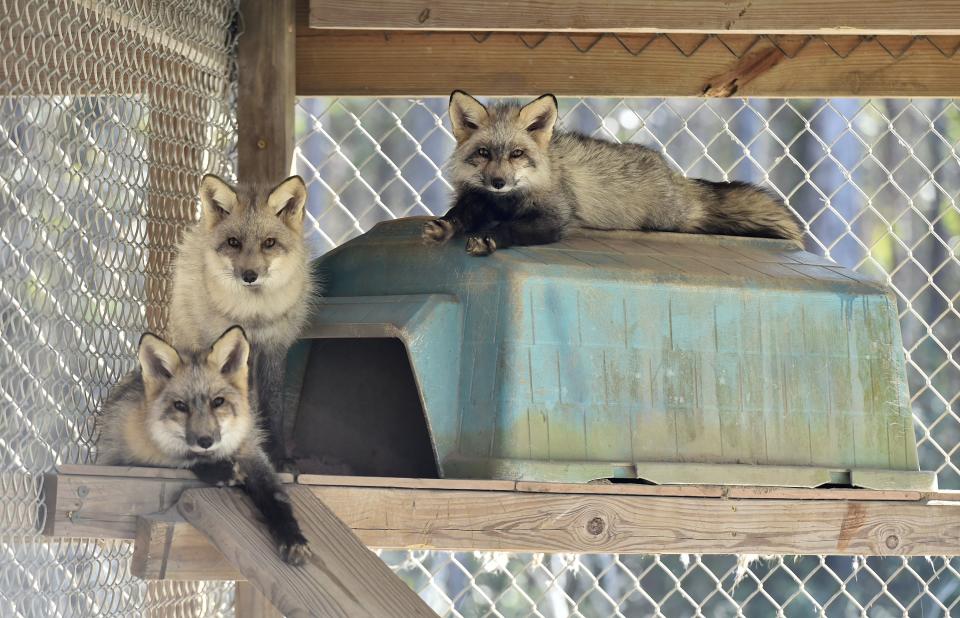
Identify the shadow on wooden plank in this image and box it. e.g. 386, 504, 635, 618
177, 486, 436, 618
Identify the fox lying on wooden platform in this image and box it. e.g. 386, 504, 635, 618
96, 326, 310, 565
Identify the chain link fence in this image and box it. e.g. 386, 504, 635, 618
295, 95, 960, 617
1, 0, 959, 613
1, 0, 239, 615
381, 552, 960, 617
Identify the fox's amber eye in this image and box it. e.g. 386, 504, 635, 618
227, 237, 241, 248
262, 238, 276, 249
173, 401, 189, 413
211, 396, 225, 408
510, 149, 524, 158
476, 147, 490, 158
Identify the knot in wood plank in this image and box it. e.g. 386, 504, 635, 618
586, 516, 606, 536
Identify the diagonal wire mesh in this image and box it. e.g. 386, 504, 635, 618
1, 2, 959, 612
1, 0, 240, 615
379, 552, 960, 617
295, 95, 960, 618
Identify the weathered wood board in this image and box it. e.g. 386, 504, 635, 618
308, 0, 960, 35
177, 486, 436, 618
296, 28, 960, 101
133, 511, 240, 581
40, 467, 960, 581
238, 0, 296, 183
236, 581, 283, 618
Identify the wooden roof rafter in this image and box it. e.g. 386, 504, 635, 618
299, 0, 960, 97
308, 0, 960, 36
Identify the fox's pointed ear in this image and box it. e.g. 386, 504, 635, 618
518, 94, 558, 149
449, 91, 489, 144
138, 333, 181, 397
266, 176, 307, 231
207, 326, 249, 387
199, 175, 238, 229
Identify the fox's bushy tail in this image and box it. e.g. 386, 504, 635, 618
691, 179, 804, 247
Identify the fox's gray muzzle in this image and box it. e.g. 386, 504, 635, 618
186, 414, 221, 451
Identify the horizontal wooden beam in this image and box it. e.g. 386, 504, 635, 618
42, 467, 960, 582
295, 473, 943, 500
296, 30, 960, 98
42, 465, 293, 539
228, 487, 960, 557
309, 0, 960, 35
123, 475, 960, 581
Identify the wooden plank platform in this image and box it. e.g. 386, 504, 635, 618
40, 466, 960, 581
178, 486, 435, 617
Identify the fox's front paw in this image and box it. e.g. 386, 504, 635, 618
278, 533, 311, 566
191, 459, 237, 487
422, 219, 455, 244
272, 457, 300, 477
465, 234, 497, 256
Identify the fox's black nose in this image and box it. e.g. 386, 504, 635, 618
490, 177, 506, 189
196, 436, 214, 449
242, 270, 258, 283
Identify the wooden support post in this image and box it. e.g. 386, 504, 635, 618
238, 0, 296, 183
178, 486, 436, 617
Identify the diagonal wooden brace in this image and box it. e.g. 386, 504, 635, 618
177, 486, 436, 618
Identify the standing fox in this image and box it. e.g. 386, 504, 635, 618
424, 91, 803, 255
96, 327, 309, 565
168, 175, 315, 466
